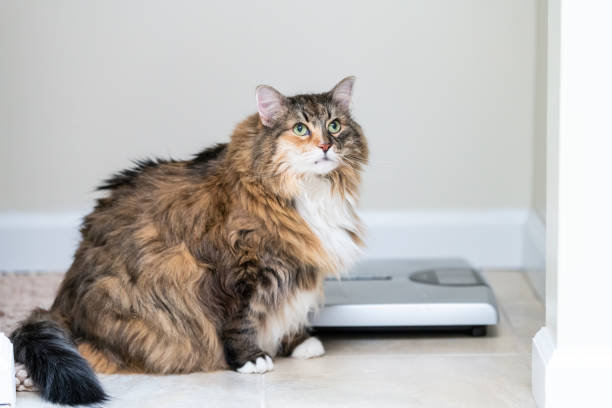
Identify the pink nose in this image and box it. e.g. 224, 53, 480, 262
318, 143, 332, 153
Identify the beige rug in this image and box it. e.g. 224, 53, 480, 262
0, 272, 64, 335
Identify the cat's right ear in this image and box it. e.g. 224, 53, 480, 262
255, 85, 287, 127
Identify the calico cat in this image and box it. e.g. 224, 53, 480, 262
10, 77, 368, 406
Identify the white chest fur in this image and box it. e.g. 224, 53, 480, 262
257, 178, 362, 357
257, 289, 320, 356
294, 176, 363, 273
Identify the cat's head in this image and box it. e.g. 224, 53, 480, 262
245, 77, 368, 188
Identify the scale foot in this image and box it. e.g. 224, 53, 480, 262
470, 326, 487, 337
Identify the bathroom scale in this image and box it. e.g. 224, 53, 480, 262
310, 258, 499, 336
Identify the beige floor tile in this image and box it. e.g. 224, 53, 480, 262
13, 269, 541, 407
263, 354, 535, 408
501, 301, 545, 355
17, 353, 535, 408
17, 371, 265, 408
483, 271, 541, 306
503, 302, 545, 339
484, 270, 545, 355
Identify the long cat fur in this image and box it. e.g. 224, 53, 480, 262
11, 77, 368, 405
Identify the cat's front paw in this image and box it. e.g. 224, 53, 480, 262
291, 337, 325, 359
236, 355, 274, 374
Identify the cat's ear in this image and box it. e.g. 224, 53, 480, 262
331, 76, 355, 111
255, 85, 287, 127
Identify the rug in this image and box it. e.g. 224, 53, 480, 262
0, 271, 64, 335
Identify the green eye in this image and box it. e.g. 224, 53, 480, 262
328, 120, 341, 134
293, 123, 309, 136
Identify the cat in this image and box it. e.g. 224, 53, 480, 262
10, 77, 368, 406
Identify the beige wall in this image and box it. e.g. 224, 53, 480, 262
0, 0, 537, 212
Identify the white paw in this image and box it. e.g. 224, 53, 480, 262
15, 363, 36, 392
236, 355, 274, 374
291, 337, 325, 359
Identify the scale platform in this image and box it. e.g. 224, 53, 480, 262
310, 258, 499, 336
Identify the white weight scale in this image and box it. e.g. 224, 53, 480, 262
311, 258, 499, 336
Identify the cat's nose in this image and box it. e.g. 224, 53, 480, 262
318, 143, 332, 153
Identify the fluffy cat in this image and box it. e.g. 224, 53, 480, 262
11, 77, 368, 405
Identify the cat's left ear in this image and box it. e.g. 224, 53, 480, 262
331, 76, 355, 111
255, 85, 287, 127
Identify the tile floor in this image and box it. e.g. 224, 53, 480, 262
5, 271, 543, 408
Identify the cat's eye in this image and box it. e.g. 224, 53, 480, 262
328, 120, 341, 134
293, 123, 310, 136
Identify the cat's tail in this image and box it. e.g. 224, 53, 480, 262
10, 308, 108, 406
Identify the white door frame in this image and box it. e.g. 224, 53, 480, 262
532, 1, 612, 407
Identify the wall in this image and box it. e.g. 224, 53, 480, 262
0, 0, 537, 213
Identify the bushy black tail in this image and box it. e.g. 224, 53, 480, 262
10, 309, 108, 406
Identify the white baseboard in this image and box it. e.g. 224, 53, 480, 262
532, 327, 612, 407
0, 212, 85, 271
522, 212, 546, 299
0, 209, 540, 271
361, 210, 529, 269
532, 327, 554, 407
